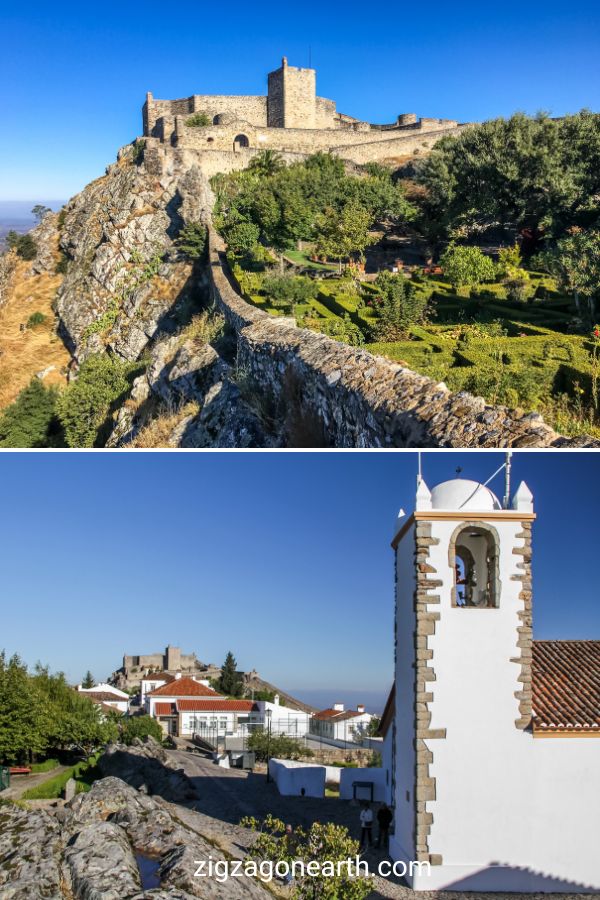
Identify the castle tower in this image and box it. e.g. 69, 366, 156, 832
267, 57, 317, 129
391, 475, 535, 890
166, 644, 181, 671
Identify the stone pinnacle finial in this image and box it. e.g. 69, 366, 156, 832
416, 479, 432, 511
512, 481, 534, 512
282, 56, 288, 67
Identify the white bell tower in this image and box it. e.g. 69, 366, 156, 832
390, 475, 535, 889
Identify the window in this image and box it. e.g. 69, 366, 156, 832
451, 525, 500, 608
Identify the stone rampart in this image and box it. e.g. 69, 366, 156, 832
207, 230, 597, 448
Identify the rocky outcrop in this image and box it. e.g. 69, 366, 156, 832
107, 327, 273, 448
30, 213, 60, 276
97, 737, 197, 802
55, 152, 213, 363
0, 801, 66, 899
64, 820, 141, 900
61, 777, 271, 899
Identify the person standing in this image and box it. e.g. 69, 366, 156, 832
376, 802, 393, 850
359, 802, 373, 849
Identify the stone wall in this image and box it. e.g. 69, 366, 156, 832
330, 126, 469, 164
207, 229, 598, 448
175, 117, 466, 157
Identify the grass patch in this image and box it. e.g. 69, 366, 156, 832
22, 754, 101, 799
29, 758, 60, 773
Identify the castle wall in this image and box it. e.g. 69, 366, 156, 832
174, 118, 465, 158
207, 229, 582, 448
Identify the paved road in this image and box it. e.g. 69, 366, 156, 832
169, 749, 412, 899
168, 749, 584, 900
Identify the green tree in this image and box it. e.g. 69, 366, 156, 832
240, 815, 371, 900
32, 205, 51, 223
315, 201, 376, 271
439, 243, 496, 291
57, 354, 139, 448
223, 219, 261, 256
175, 222, 207, 259
120, 715, 163, 745
218, 651, 243, 697
416, 111, 600, 246
535, 228, 600, 315
371, 270, 430, 340
0, 379, 63, 448
263, 274, 318, 312
82, 671, 95, 689
248, 150, 285, 177
0, 653, 48, 764
32, 666, 117, 755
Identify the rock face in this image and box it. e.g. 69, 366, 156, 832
1, 771, 272, 899
0, 801, 65, 900
55, 152, 213, 363
107, 327, 273, 448
98, 737, 197, 802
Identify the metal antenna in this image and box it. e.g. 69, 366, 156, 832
417, 451, 422, 486
503, 451, 513, 509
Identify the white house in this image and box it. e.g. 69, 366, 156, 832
309, 703, 374, 742
390, 474, 600, 893
139, 670, 212, 705
250, 695, 312, 737
76, 683, 129, 714
145, 674, 223, 718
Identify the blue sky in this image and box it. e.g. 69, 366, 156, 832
1, 1, 599, 201
1, 451, 598, 711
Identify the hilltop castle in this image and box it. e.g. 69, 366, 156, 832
142, 58, 466, 170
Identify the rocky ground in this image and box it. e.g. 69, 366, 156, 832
0, 738, 587, 900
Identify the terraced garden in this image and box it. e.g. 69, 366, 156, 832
230, 253, 600, 439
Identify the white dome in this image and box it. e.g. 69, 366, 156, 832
429, 479, 501, 512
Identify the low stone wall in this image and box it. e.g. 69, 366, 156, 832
208, 230, 597, 448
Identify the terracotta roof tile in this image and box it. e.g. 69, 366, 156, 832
81, 691, 127, 703
532, 640, 600, 732
313, 707, 364, 721
154, 702, 177, 716
149, 677, 220, 698
177, 699, 257, 712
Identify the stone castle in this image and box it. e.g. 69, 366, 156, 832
142, 57, 466, 171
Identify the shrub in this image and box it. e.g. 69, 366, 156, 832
223, 220, 260, 255
263, 274, 318, 309
371, 270, 430, 340
246, 730, 313, 762
439, 243, 496, 290
0, 379, 63, 448
26, 311, 46, 328
131, 139, 145, 165
120, 715, 163, 745
55, 254, 69, 274
186, 112, 211, 127
6, 231, 37, 261
175, 222, 207, 259
57, 354, 142, 448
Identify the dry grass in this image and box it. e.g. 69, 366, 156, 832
177, 310, 225, 348
0, 260, 71, 410
128, 401, 200, 448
